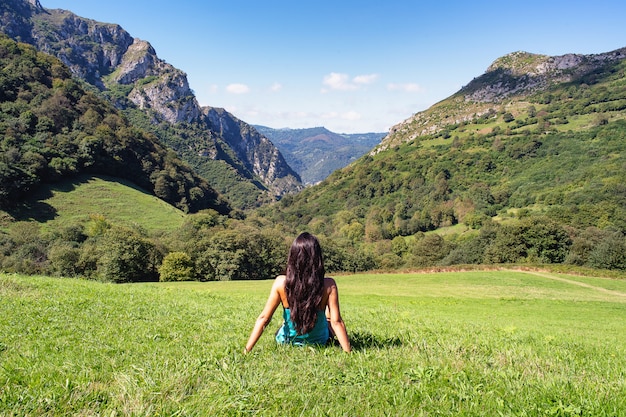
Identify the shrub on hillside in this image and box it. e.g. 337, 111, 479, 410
408, 233, 453, 268
187, 228, 287, 281
47, 242, 81, 277
96, 227, 161, 283
587, 232, 626, 270
484, 217, 571, 264
159, 251, 194, 282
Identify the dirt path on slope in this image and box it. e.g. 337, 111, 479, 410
523, 270, 626, 299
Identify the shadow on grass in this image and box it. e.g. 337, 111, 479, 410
348, 331, 403, 351
6, 194, 58, 222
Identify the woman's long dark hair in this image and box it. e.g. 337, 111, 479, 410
285, 232, 325, 334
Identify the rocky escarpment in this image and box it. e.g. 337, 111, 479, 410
1, 0, 302, 204
31, 10, 134, 88
0, 0, 40, 43
461, 49, 626, 103
205, 108, 302, 196
376, 47, 626, 151
115, 39, 202, 124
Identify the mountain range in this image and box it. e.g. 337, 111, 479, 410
2, 0, 626, 276
254, 126, 384, 185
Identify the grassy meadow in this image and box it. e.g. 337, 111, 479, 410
3, 175, 186, 234
1, 270, 625, 416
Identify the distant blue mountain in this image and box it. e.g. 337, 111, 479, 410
255, 126, 385, 185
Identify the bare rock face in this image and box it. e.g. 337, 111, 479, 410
463, 49, 626, 103
204, 108, 302, 197
112, 39, 158, 84
28, 11, 134, 88
116, 39, 202, 124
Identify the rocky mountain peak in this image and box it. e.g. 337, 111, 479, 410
375, 46, 626, 152
27, 0, 43, 10
462, 48, 626, 103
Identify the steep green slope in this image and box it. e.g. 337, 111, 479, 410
6, 174, 186, 234
258, 49, 626, 238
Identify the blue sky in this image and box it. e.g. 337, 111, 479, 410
43, 0, 626, 133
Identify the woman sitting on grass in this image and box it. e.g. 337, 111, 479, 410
244, 232, 351, 353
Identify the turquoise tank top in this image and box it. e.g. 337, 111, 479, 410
275, 308, 329, 346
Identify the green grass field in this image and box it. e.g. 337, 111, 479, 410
2, 175, 186, 234
1, 270, 625, 416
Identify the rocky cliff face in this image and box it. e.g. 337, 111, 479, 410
117, 39, 202, 124
0, 0, 39, 43
0, 0, 301, 204
205, 108, 302, 195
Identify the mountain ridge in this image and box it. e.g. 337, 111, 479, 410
378, 47, 626, 151
0, 0, 302, 208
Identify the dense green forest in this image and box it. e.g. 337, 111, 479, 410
1, 33, 626, 281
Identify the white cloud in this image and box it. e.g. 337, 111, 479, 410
226, 83, 250, 94
321, 110, 362, 121
387, 82, 422, 93
353, 74, 379, 85
269, 82, 282, 92
322, 72, 379, 92
322, 73, 356, 91
341, 111, 362, 121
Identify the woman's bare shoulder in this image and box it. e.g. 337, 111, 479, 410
324, 277, 337, 287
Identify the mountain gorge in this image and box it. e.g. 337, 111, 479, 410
254, 126, 384, 185
0, 0, 301, 209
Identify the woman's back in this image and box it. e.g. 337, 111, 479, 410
244, 233, 351, 353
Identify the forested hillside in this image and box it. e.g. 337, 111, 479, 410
256, 48, 626, 271
0, 35, 229, 214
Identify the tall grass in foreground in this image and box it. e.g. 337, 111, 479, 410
1, 271, 625, 416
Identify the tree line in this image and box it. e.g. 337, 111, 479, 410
1, 208, 625, 282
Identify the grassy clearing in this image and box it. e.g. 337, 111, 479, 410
1, 271, 625, 416
3, 174, 185, 234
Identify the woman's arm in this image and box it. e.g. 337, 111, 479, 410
326, 278, 351, 352
244, 277, 283, 353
